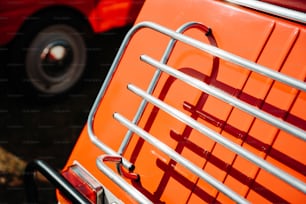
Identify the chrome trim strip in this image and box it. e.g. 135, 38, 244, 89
225, 0, 306, 24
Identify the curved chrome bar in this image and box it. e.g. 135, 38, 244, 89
225, 0, 306, 24
88, 20, 306, 170
88, 21, 213, 170
87, 21, 306, 203
87, 22, 152, 170
96, 156, 153, 204
133, 22, 305, 91
113, 113, 250, 204
117, 22, 212, 156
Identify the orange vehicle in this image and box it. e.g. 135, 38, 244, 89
24, 0, 306, 203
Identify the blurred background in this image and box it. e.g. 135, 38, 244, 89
0, 26, 130, 203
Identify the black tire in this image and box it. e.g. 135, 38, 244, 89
25, 24, 86, 94
9, 10, 91, 96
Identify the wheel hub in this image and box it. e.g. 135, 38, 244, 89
40, 41, 73, 78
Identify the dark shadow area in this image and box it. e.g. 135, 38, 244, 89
0, 26, 130, 203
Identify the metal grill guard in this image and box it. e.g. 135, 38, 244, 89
87, 20, 306, 204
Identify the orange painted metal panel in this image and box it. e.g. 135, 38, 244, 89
215, 21, 305, 203
60, 0, 306, 203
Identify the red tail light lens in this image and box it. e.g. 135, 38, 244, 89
61, 162, 103, 204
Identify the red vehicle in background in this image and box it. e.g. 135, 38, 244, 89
0, 0, 144, 94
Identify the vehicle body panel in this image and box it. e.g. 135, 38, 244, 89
57, 0, 305, 203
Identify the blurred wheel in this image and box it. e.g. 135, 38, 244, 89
25, 24, 86, 94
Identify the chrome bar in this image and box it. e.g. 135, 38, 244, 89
96, 156, 153, 204
134, 21, 305, 91
225, 0, 306, 24
117, 22, 211, 157
88, 22, 305, 170
88, 21, 306, 202
140, 54, 306, 142
127, 83, 306, 193
113, 113, 250, 204
87, 22, 153, 170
